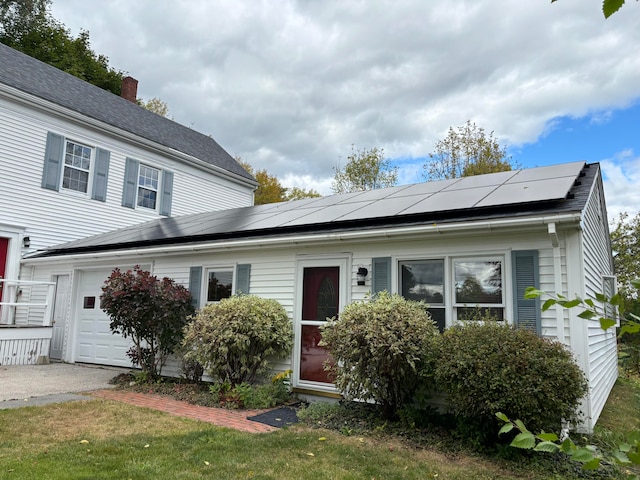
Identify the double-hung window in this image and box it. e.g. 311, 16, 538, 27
62, 140, 92, 193
41, 132, 110, 201
122, 158, 174, 216
137, 164, 160, 210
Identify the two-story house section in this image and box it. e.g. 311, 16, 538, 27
0, 43, 257, 292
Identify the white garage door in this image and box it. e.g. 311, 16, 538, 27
75, 270, 133, 367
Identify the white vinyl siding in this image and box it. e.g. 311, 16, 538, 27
0, 96, 253, 254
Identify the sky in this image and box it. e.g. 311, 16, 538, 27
50, 0, 640, 222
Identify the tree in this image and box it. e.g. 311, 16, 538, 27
332, 146, 398, 194
238, 159, 321, 205
424, 121, 514, 181
101, 266, 194, 380
611, 212, 640, 301
551, 0, 632, 19
140, 97, 170, 117
1, 0, 125, 95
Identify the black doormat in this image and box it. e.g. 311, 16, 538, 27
247, 406, 299, 428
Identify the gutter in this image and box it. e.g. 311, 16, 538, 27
0, 84, 257, 190
22, 212, 583, 265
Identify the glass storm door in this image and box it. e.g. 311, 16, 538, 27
298, 266, 340, 385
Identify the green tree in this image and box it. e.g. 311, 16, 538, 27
284, 185, 321, 201
611, 212, 640, 301
424, 121, 514, 181
331, 145, 398, 194
1, 0, 124, 95
101, 266, 194, 380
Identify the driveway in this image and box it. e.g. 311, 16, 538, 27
0, 363, 129, 409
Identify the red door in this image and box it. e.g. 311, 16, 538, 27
299, 266, 339, 384
0, 237, 8, 309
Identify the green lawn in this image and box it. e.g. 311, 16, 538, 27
0, 376, 637, 479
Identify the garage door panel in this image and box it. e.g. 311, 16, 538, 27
74, 269, 134, 367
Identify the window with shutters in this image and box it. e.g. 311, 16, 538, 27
122, 158, 173, 215
62, 140, 93, 194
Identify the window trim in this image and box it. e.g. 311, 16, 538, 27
203, 266, 235, 304
60, 139, 94, 195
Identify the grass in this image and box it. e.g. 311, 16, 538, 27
0, 375, 637, 479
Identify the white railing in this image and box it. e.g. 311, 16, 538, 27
0, 279, 56, 326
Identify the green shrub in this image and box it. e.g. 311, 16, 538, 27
182, 295, 293, 386
434, 322, 587, 442
320, 291, 440, 419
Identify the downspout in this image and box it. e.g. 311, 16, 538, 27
548, 223, 566, 344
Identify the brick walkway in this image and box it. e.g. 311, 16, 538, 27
90, 389, 278, 433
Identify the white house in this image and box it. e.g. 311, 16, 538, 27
0, 43, 256, 362
22, 161, 617, 432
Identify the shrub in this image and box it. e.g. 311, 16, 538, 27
320, 291, 440, 419
434, 322, 587, 442
101, 266, 194, 379
182, 295, 293, 385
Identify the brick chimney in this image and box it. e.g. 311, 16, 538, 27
121, 76, 138, 103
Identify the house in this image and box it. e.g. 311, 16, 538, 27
0, 43, 256, 363
22, 160, 616, 432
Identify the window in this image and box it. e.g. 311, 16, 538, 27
62, 140, 92, 193
399, 259, 445, 330
206, 269, 233, 302
41, 132, 111, 201
122, 158, 174, 216
137, 165, 160, 210
453, 258, 504, 321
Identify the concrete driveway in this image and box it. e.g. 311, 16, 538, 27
0, 363, 130, 409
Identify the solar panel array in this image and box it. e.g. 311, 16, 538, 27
50, 161, 585, 250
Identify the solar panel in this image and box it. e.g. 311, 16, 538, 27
41, 162, 589, 253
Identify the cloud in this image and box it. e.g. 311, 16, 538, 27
51, 0, 640, 192
601, 151, 640, 222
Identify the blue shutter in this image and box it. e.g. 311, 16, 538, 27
371, 257, 391, 295
235, 264, 251, 294
41, 132, 64, 191
189, 266, 203, 309
512, 250, 541, 334
122, 158, 139, 208
91, 148, 110, 202
159, 170, 174, 216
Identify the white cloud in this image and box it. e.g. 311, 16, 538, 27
601, 151, 640, 222
50, 0, 640, 186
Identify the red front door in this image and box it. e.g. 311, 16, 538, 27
0, 237, 8, 309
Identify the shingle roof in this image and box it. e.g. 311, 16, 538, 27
31, 161, 599, 258
0, 43, 254, 182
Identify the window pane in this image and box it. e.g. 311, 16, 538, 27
207, 270, 233, 302
137, 187, 157, 209
457, 307, 504, 322
399, 260, 444, 304
428, 307, 446, 332
454, 260, 502, 304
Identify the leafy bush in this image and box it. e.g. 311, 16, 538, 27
320, 291, 440, 419
182, 295, 293, 386
101, 266, 194, 379
434, 322, 587, 442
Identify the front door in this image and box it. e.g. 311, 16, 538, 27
50, 275, 70, 360
295, 258, 348, 390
